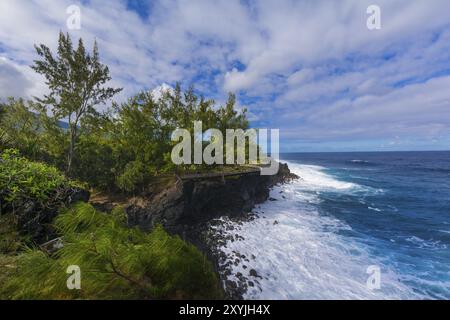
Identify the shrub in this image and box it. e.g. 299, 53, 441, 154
0, 149, 83, 211
0, 149, 87, 243
116, 160, 148, 193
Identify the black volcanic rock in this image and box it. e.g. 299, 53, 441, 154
16, 187, 90, 244
125, 162, 298, 233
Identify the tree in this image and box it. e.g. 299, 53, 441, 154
31, 32, 122, 174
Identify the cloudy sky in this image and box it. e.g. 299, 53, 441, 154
1, 0, 450, 152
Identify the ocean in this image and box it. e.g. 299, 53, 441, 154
215, 151, 450, 299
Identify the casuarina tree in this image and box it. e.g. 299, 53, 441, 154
31, 32, 122, 174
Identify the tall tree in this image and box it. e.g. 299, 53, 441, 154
31, 32, 122, 174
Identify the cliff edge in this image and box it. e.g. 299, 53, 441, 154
125, 163, 298, 233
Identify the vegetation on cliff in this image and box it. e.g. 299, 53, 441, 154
0, 149, 87, 247
0, 151, 222, 299
1, 203, 222, 300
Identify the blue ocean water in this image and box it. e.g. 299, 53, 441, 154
281, 151, 450, 299
216, 151, 450, 299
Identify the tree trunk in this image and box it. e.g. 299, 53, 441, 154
67, 124, 77, 175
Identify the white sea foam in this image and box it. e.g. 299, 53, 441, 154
404, 236, 448, 250
350, 159, 369, 164
290, 163, 384, 196
215, 162, 422, 299
290, 164, 359, 191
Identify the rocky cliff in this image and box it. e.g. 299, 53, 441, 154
125, 163, 298, 234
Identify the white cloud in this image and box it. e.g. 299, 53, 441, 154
0, 57, 32, 98
151, 83, 174, 100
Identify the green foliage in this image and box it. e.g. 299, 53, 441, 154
0, 98, 68, 168
71, 133, 116, 191
80, 85, 249, 192
1, 203, 223, 300
0, 254, 17, 291
0, 100, 5, 120
0, 98, 42, 158
116, 160, 148, 193
0, 149, 87, 244
0, 214, 24, 254
0, 149, 82, 212
32, 32, 122, 174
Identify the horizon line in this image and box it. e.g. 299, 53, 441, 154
279, 149, 450, 154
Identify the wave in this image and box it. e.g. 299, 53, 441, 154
287, 163, 361, 192
284, 161, 382, 195
214, 163, 422, 299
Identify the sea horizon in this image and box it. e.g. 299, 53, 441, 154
281, 150, 450, 154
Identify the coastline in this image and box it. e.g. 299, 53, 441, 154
178, 163, 299, 299
91, 162, 299, 299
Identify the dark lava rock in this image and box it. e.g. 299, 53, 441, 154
249, 269, 259, 277
13, 187, 90, 244
126, 162, 298, 234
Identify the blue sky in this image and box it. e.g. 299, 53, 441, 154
1, 0, 450, 152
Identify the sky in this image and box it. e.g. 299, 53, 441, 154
1, 0, 450, 152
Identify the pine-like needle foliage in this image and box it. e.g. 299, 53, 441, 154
1, 203, 222, 300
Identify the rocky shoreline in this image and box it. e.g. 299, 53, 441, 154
122, 162, 299, 299
198, 213, 263, 299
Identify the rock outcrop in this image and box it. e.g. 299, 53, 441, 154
16, 187, 90, 243
126, 163, 298, 233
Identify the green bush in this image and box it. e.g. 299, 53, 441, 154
0, 202, 222, 300
0, 149, 88, 244
0, 148, 73, 204
116, 160, 148, 193
0, 149, 83, 213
